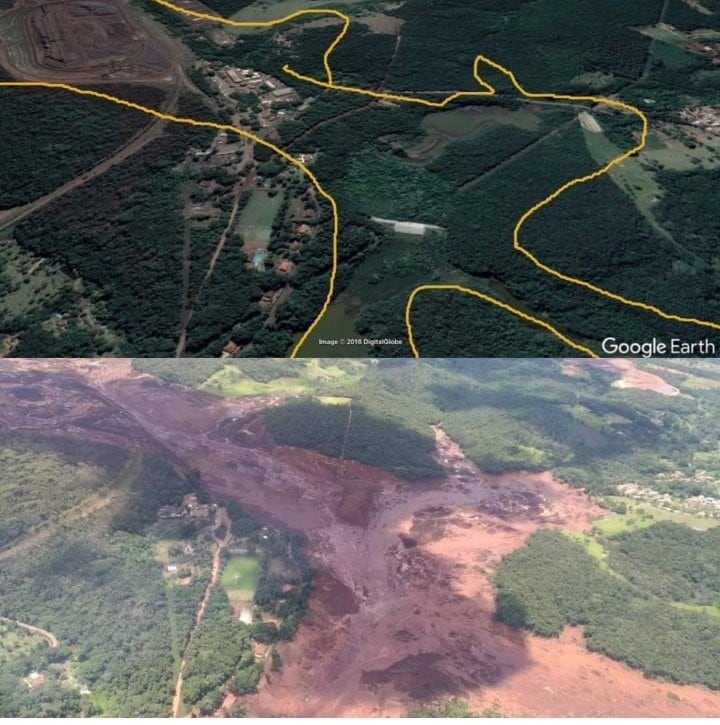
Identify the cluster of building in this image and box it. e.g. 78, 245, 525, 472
680, 105, 720, 132
158, 493, 214, 520
618, 482, 720, 517
212, 65, 300, 128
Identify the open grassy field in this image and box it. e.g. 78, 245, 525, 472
578, 123, 690, 252
229, 0, 361, 27
404, 106, 542, 162
592, 496, 720, 537
236, 189, 284, 245
220, 555, 260, 603
421, 106, 541, 137
563, 531, 626, 580
201, 358, 366, 396
581, 124, 664, 214
641, 131, 720, 172
0, 239, 74, 322
673, 601, 720, 620
569, 71, 615, 89
293, 295, 367, 357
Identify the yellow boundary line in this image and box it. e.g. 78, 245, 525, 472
406, 285, 598, 357
3, 2, 719, 357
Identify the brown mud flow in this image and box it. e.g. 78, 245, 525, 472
0, 360, 718, 716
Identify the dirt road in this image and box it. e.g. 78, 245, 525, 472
174, 182, 247, 357
171, 506, 232, 717
0, 616, 58, 648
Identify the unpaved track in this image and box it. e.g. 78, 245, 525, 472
0, 616, 58, 647
174, 184, 246, 357
171, 507, 231, 717
0, 80, 181, 232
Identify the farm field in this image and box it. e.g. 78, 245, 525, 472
200, 357, 365, 396
220, 555, 260, 605
237, 189, 284, 246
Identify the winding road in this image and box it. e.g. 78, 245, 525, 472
0, 615, 58, 648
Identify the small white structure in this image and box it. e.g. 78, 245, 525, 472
370, 216, 444, 237
239, 608, 253, 625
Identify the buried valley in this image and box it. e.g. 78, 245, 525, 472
1, 359, 720, 716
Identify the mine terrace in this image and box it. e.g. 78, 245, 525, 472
0, 0, 172, 82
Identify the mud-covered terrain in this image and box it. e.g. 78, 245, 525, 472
1, 359, 719, 717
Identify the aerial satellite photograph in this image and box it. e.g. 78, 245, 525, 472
1, 0, 720, 357
1, 358, 720, 717
1, 0, 719, 719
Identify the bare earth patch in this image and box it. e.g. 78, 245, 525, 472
1, 360, 719, 717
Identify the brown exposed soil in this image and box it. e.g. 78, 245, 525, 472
563, 358, 679, 396
0, 0, 172, 83
1, 360, 719, 717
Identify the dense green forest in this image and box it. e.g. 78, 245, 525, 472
387, 0, 663, 92
4, 0, 718, 355
494, 529, 720, 690
0, 432, 129, 549
0, 433, 212, 716
0, 521, 204, 716
0, 86, 164, 209
11, 96, 214, 356
607, 522, 720, 606
263, 398, 443, 479
180, 589, 258, 714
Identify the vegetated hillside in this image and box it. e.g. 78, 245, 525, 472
0, 435, 204, 716
388, 0, 663, 92
263, 398, 443, 479
134, 358, 720, 503
0, 420, 315, 718
0, 432, 129, 549
349, 359, 720, 499
607, 522, 720, 606
0, 85, 165, 210
11, 95, 215, 357
494, 529, 720, 690
133, 358, 367, 394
